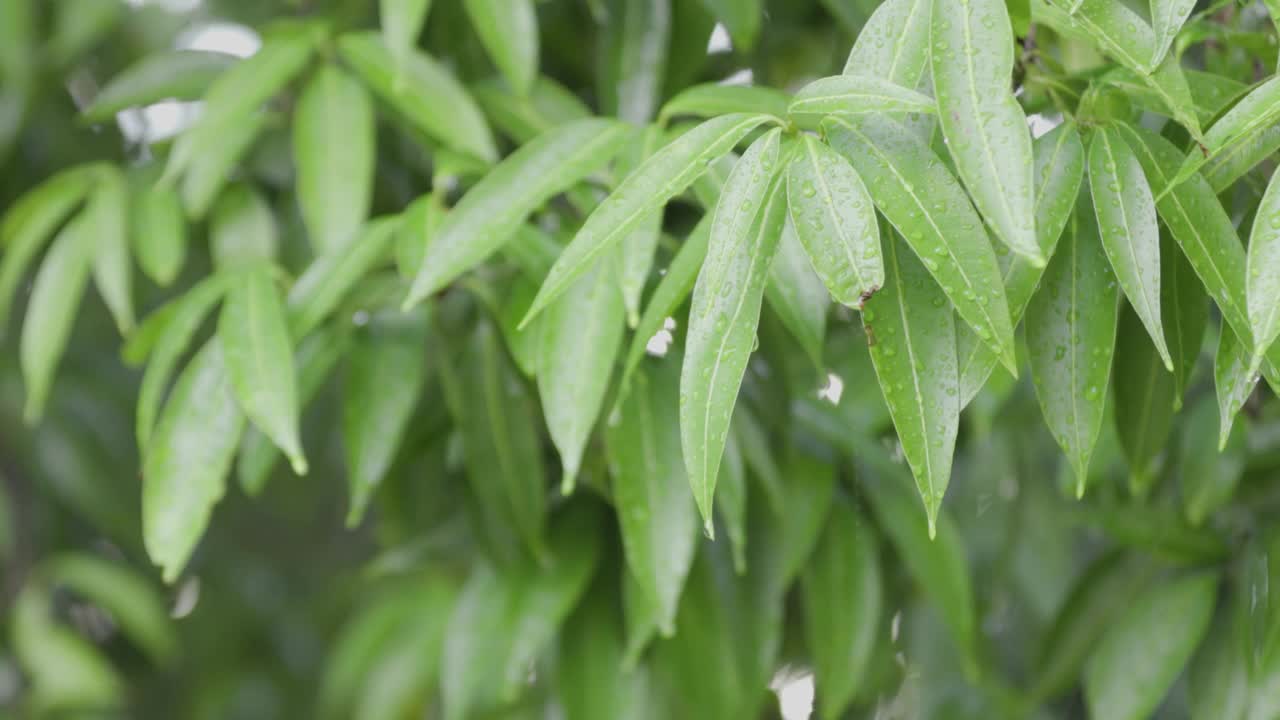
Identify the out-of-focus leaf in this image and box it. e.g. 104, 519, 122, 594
680, 128, 786, 535
931, 0, 1041, 264
47, 0, 122, 68
288, 218, 400, 339
177, 110, 265, 220
403, 118, 629, 307
1188, 596, 1250, 720
1161, 232, 1208, 409
559, 582, 651, 720
143, 339, 245, 583
294, 65, 375, 255
801, 498, 882, 720
788, 75, 936, 119
471, 76, 592, 144
659, 83, 788, 124
218, 263, 307, 475
1084, 571, 1218, 720
1181, 393, 1246, 526
825, 115, 1016, 370
465, 0, 539, 97
131, 171, 187, 287
209, 184, 277, 271
522, 113, 778, 323
338, 31, 497, 163
598, 0, 670, 124
699, 0, 761, 50
1168, 75, 1280, 192
84, 165, 133, 335
614, 127, 664, 327
380, 0, 432, 73
1248, 168, 1280, 376
606, 357, 697, 635
81, 50, 235, 123
1113, 303, 1178, 494
45, 553, 177, 665
1026, 184, 1118, 495
764, 218, 829, 369
1215, 325, 1257, 450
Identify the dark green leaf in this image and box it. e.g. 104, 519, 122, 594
1113, 303, 1178, 494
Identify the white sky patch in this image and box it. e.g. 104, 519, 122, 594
645, 317, 678, 357
1028, 112, 1064, 139
772, 672, 815, 720
817, 372, 844, 405
707, 22, 733, 54
721, 68, 755, 86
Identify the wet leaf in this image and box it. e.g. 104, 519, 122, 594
1150, 0, 1196, 68
614, 126, 665, 327
130, 172, 187, 287
1181, 393, 1246, 527
659, 83, 788, 124
1167, 75, 1280, 195
380, 0, 432, 73
842, 0, 931, 84
1161, 231, 1208, 409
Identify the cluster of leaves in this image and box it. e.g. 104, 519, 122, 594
7, 0, 1280, 717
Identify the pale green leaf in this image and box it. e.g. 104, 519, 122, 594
84, 165, 133, 334
659, 83, 789, 124
1247, 167, 1280, 375
176, 109, 265, 220
614, 127, 665, 327
209, 183, 277, 271
843, 0, 931, 83
1167, 75, 1280, 195
598, 0, 670, 124
1180, 393, 1246, 527
716, 429, 748, 573
788, 75, 937, 118
471, 76, 592, 144
465, 0, 539, 97
130, 172, 187, 287
1150, 0, 1197, 69
380, 0, 432, 72
80, 50, 234, 123
11, 584, 123, 713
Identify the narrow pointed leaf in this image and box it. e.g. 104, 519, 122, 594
1151, 0, 1196, 69
843, 0, 931, 83
1248, 168, 1280, 372
825, 114, 1016, 370
380, 0, 432, 72
287, 218, 400, 339
537, 256, 625, 492
931, 0, 1040, 264
176, 110, 265, 220
84, 166, 133, 334
80, 50, 234, 123
716, 430, 748, 573
801, 499, 882, 720
464, 0, 539, 97
218, 264, 307, 475
680, 128, 786, 536
788, 75, 936, 118
1084, 571, 1218, 720
1089, 125, 1172, 370
1168, 76, 1280, 194
659, 83, 788, 124
1181, 394, 1246, 527
598, 0, 670, 124
403, 118, 629, 307
1204, 119, 1280, 193
786, 134, 883, 308
522, 113, 777, 324
294, 65, 375, 255
959, 121, 1085, 406
337, 31, 497, 163
1027, 185, 1118, 494
142, 339, 244, 583
1161, 232, 1208, 409
614, 126, 665, 326
1214, 325, 1257, 450
1114, 303, 1178, 493
20, 218, 94, 423
862, 233, 958, 531
130, 173, 186, 287
471, 76, 592, 144
764, 218, 829, 368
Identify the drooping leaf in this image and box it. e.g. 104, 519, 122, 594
862, 232, 959, 533
788, 75, 936, 119
614, 126, 665, 327
843, 0, 931, 84
824, 114, 1017, 371
764, 217, 829, 369
1167, 75, 1280, 194
176, 110, 265, 220
801, 498, 882, 720
471, 76, 592, 144
344, 310, 430, 526
80, 50, 234, 123
288, 218, 400, 339
522, 113, 778, 324
1089, 125, 1172, 371
1181, 393, 1246, 527
11, 584, 123, 713
716, 423, 748, 573
931, 0, 1040, 264
659, 83, 789, 124
208, 184, 277, 271
785, 134, 883, 308
680, 128, 786, 536
1247, 167, 1280, 376
20, 217, 94, 423
337, 31, 497, 163
1113, 303, 1178, 494
403, 118, 629, 307
130, 171, 187, 287
380, 0, 432, 73
1026, 184, 1118, 495
83, 165, 133, 334
1214, 325, 1257, 450
142, 339, 245, 583
218, 263, 307, 475
1083, 571, 1218, 720
536, 255, 625, 492
1204, 119, 1280, 193
464, 0, 539, 97
606, 357, 697, 635
1161, 231, 1208, 409
958, 121, 1085, 406
1150, 0, 1196, 69
598, 0, 670, 124
294, 65, 375, 255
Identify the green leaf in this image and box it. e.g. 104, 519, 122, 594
1113, 303, 1178, 494
1161, 231, 1208, 409
380, 0, 432, 74
862, 232, 959, 533
465, 0, 539, 97
615, 127, 664, 327
785, 134, 883, 308
606, 357, 697, 635
716, 429, 748, 573
337, 31, 497, 163
699, 0, 761, 50
1248, 167, 1280, 375
598, 0, 670, 124
1150, 0, 1196, 69
1180, 393, 1246, 527
20, 217, 94, 423
959, 121, 1085, 406
0, 164, 98, 337
824, 114, 1017, 371
788, 75, 937, 119
143, 338, 244, 583
1084, 571, 1218, 720
1187, 597, 1250, 720
11, 584, 123, 713
293, 65, 375, 255
1204, 119, 1280, 193
84, 165, 133, 334
403, 118, 629, 307
764, 218, 829, 369
1030, 552, 1155, 700
176, 109, 265, 220
288, 217, 400, 340
209, 184, 277, 271
931, 0, 1041, 264
559, 583, 652, 720
659, 83, 789, 124
843, 0, 931, 85
135, 276, 230, 451
521, 113, 777, 324
1214, 324, 1257, 450
471, 76, 592, 144
44, 553, 177, 665
130, 171, 187, 287
80, 50, 234, 123
1089, 125, 1173, 371
1166, 76, 1280, 195
344, 311, 429, 526
801, 498, 882, 720
619, 213, 711, 392
218, 263, 307, 475
680, 128, 786, 536
1026, 183, 1118, 496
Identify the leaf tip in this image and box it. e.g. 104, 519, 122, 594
702, 517, 715, 541
560, 470, 576, 496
